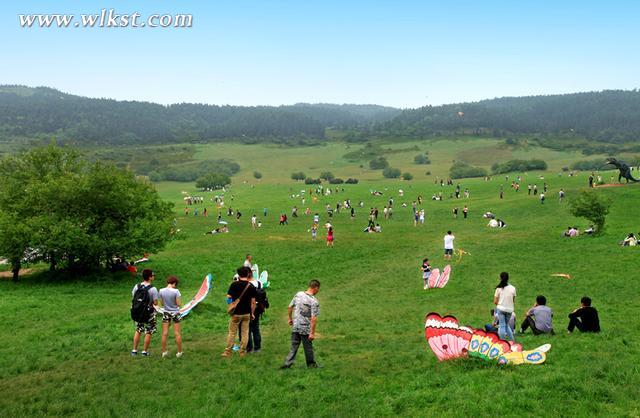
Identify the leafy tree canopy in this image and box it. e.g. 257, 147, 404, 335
0, 145, 174, 279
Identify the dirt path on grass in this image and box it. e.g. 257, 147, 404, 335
0, 268, 34, 278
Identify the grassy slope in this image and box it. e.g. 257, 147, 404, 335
1, 141, 639, 417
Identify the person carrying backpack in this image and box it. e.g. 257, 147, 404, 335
247, 273, 270, 353
131, 269, 159, 356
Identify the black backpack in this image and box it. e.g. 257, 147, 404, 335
131, 283, 154, 323
255, 283, 269, 316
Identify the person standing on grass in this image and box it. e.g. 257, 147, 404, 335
222, 266, 257, 357
281, 280, 321, 369
251, 214, 257, 229
327, 226, 334, 247
159, 276, 183, 358
246, 271, 269, 354
463, 206, 468, 219
519, 295, 554, 335
540, 192, 545, 204
493, 272, 516, 341
421, 258, 431, 289
567, 296, 601, 334
311, 224, 318, 241
444, 231, 455, 261
131, 269, 159, 357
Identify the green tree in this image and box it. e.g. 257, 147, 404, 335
568, 191, 612, 234
450, 161, 488, 179
291, 172, 306, 181
253, 171, 263, 179
402, 172, 414, 180
195, 173, 230, 190
383, 167, 401, 178
0, 145, 175, 276
369, 157, 389, 170
320, 171, 335, 181
414, 154, 431, 165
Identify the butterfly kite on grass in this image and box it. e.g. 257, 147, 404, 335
424, 312, 550, 365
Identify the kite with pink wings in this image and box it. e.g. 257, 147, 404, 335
424, 312, 550, 365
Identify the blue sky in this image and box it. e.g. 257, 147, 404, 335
1, 1, 638, 107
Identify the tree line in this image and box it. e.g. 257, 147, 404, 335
376, 90, 640, 143
0, 86, 398, 145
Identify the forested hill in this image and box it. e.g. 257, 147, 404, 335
0, 86, 398, 145
377, 90, 640, 143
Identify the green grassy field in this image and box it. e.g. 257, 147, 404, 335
1, 140, 639, 417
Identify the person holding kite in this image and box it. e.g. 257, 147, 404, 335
159, 276, 184, 358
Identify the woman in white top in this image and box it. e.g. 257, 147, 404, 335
493, 272, 516, 341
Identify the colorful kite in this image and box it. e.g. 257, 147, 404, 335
177, 274, 213, 318
426, 265, 451, 289
424, 312, 549, 366
455, 249, 471, 264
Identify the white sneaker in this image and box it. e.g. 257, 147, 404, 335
162, 351, 169, 358
176, 352, 183, 358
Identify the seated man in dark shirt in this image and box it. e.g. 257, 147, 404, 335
567, 296, 601, 334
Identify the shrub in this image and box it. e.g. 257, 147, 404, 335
450, 161, 488, 179
414, 154, 431, 165
568, 191, 612, 233
369, 157, 389, 170
345, 178, 359, 184
402, 172, 414, 180
570, 159, 606, 171
195, 173, 231, 189
320, 171, 335, 181
253, 171, 263, 179
491, 159, 547, 174
304, 177, 322, 184
329, 178, 344, 184
383, 167, 401, 178
291, 172, 306, 181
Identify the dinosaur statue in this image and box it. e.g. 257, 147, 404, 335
603, 158, 638, 183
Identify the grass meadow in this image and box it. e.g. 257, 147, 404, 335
1, 140, 639, 417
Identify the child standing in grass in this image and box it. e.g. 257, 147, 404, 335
327, 227, 334, 247
159, 276, 183, 358
421, 258, 431, 290
311, 224, 318, 241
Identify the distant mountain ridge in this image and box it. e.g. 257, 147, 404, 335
376, 90, 640, 143
1, 86, 639, 145
0, 85, 399, 145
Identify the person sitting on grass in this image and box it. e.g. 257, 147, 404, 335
205, 226, 229, 235
520, 295, 554, 335
567, 296, 601, 334
621, 233, 637, 246
485, 308, 515, 334
159, 276, 183, 358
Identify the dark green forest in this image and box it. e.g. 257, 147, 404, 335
2, 86, 640, 145
377, 90, 640, 143
0, 86, 398, 145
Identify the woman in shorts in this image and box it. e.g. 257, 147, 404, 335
159, 276, 183, 358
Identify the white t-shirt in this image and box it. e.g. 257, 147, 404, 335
444, 234, 455, 249
494, 285, 517, 313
